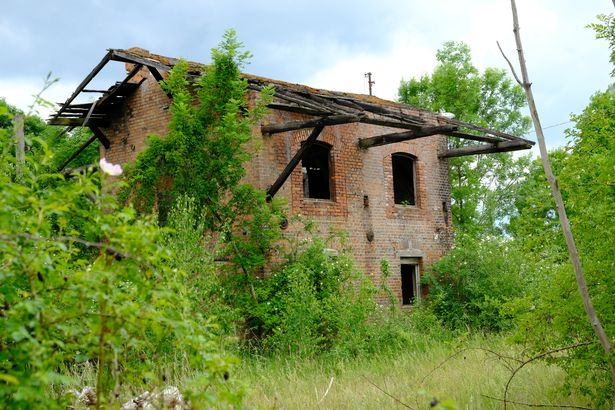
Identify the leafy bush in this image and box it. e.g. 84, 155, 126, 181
0, 102, 237, 408
229, 229, 377, 358
423, 235, 528, 332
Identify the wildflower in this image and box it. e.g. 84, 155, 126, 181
99, 157, 123, 176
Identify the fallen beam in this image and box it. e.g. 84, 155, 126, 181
262, 114, 361, 134
48, 117, 109, 127
266, 125, 325, 200
57, 134, 98, 172
90, 126, 111, 149
438, 140, 533, 158
359, 125, 458, 149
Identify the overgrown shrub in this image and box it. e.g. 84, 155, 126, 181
423, 235, 529, 332
0, 102, 238, 409
226, 228, 376, 358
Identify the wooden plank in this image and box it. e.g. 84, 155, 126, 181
359, 116, 423, 131
445, 130, 504, 144
90, 126, 111, 149
14, 114, 24, 182
53, 51, 112, 119
359, 125, 458, 149
57, 133, 98, 171
147, 66, 164, 82
266, 125, 325, 200
110, 49, 170, 73
262, 114, 361, 134
438, 140, 533, 158
267, 102, 331, 116
97, 69, 142, 107
48, 117, 109, 127
446, 117, 534, 144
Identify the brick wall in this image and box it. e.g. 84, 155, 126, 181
101, 70, 453, 307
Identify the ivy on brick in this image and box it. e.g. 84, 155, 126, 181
123, 29, 283, 276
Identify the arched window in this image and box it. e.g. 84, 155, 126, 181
392, 153, 416, 205
302, 142, 331, 199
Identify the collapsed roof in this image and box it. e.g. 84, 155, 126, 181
49, 48, 534, 171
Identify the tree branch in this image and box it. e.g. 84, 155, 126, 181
0, 233, 128, 260
363, 376, 415, 409
496, 41, 523, 86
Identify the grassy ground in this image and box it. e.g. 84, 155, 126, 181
236, 336, 591, 410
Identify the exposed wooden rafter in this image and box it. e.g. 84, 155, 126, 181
90, 126, 111, 149
53, 51, 112, 120
358, 125, 458, 149
262, 114, 362, 134
439, 139, 533, 158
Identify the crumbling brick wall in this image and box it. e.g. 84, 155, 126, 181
100, 68, 453, 306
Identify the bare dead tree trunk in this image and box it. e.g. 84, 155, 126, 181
14, 114, 25, 183
507, 0, 615, 405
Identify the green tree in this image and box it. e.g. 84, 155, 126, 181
399, 41, 531, 235
125, 30, 282, 278
513, 87, 615, 406
589, 13, 615, 77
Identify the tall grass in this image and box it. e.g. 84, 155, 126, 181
236, 335, 591, 409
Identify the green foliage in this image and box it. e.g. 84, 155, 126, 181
124, 29, 281, 282
237, 231, 377, 358
0, 99, 98, 173
399, 41, 531, 235
0, 101, 237, 408
423, 235, 528, 332
507, 149, 569, 260
512, 87, 615, 406
125, 30, 273, 225
589, 13, 615, 77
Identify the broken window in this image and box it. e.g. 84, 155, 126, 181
302, 142, 331, 199
392, 153, 416, 205
401, 263, 420, 305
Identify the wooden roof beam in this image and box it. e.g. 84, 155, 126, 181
359, 125, 458, 149
48, 117, 109, 127
261, 114, 362, 134
359, 116, 423, 131
444, 130, 505, 144
439, 140, 533, 158
54, 51, 112, 119
90, 126, 111, 149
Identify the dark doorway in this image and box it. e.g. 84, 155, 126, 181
302, 142, 331, 199
401, 264, 418, 305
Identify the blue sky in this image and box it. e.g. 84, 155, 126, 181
1, 0, 612, 150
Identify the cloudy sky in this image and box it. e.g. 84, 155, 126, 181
1, 0, 612, 150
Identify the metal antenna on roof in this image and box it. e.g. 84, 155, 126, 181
364, 72, 375, 96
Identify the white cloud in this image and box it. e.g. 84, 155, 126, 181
0, 78, 77, 118
305, 33, 437, 101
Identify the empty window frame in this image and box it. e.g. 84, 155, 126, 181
302, 142, 331, 199
392, 153, 416, 205
401, 263, 420, 305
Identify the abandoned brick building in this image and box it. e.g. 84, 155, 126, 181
49, 48, 534, 306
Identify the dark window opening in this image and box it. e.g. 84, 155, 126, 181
401, 264, 418, 305
392, 153, 416, 205
302, 142, 331, 199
